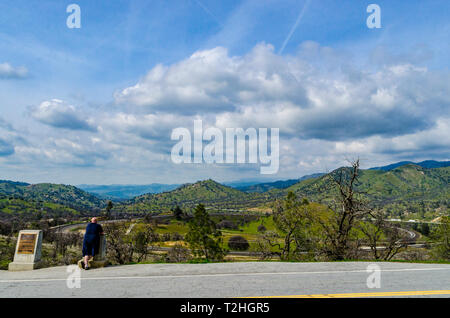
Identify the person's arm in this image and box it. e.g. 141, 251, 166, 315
98, 224, 104, 235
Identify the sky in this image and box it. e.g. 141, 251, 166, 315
0, 0, 449, 185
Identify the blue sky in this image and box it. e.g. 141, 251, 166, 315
0, 0, 449, 184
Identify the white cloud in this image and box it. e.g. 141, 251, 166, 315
0, 62, 28, 79
30, 99, 97, 131
115, 42, 450, 142
114, 44, 308, 114
2, 42, 449, 183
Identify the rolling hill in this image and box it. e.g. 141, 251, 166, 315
284, 164, 449, 220
0, 161, 448, 220
114, 179, 269, 214
0, 180, 104, 214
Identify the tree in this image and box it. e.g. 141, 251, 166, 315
267, 193, 326, 261
359, 211, 408, 260
132, 225, 158, 263
185, 204, 226, 261
318, 159, 371, 260
172, 205, 184, 220
105, 222, 156, 264
254, 231, 281, 260
228, 236, 250, 251
420, 223, 430, 236
272, 192, 309, 260
105, 201, 113, 219
432, 216, 450, 261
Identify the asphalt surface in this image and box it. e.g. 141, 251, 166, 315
0, 262, 449, 298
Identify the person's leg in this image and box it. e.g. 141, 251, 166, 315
84, 255, 90, 268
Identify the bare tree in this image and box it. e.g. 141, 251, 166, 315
317, 159, 371, 260
381, 224, 409, 260
253, 231, 282, 260
105, 222, 157, 264
359, 210, 408, 260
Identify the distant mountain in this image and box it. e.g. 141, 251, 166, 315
78, 184, 180, 200
370, 160, 450, 171
236, 173, 325, 193
223, 180, 271, 188
0, 180, 104, 213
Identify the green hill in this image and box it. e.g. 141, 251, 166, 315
285, 165, 449, 220
115, 179, 269, 214
0, 163, 448, 220
0, 180, 104, 214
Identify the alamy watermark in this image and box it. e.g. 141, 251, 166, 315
66, 265, 81, 289
66, 4, 81, 29
65, 4, 379, 33
366, 264, 381, 289
367, 4, 381, 29
171, 120, 279, 174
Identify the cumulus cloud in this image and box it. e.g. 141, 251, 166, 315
114, 44, 307, 114
115, 43, 450, 142
13, 136, 114, 167
30, 99, 97, 131
3, 42, 449, 182
0, 62, 28, 79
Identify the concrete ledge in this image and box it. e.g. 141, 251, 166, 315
8, 261, 44, 271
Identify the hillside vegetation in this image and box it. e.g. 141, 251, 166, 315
285, 165, 449, 220
0, 163, 448, 221
0, 181, 104, 216
114, 179, 270, 214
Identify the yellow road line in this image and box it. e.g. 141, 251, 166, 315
252, 290, 450, 298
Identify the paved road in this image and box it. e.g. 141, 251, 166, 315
0, 262, 449, 298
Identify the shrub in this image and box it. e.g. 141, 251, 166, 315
217, 220, 238, 230
228, 235, 250, 251
165, 243, 191, 263
171, 232, 184, 241
257, 224, 267, 233
161, 233, 172, 241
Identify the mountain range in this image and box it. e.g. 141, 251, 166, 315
0, 160, 448, 219
369, 160, 450, 171
78, 160, 450, 199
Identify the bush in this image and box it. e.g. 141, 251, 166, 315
161, 233, 172, 241
105, 222, 156, 264
0, 237, 16, 270
228, 235, 250, 251
217, 220, 238, 230
171, 232, 184, 241
257, 224, 267, 233
165, 243, 191, 263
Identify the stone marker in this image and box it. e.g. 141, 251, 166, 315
9, 230, 43, 271
78, 234, 108, 269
